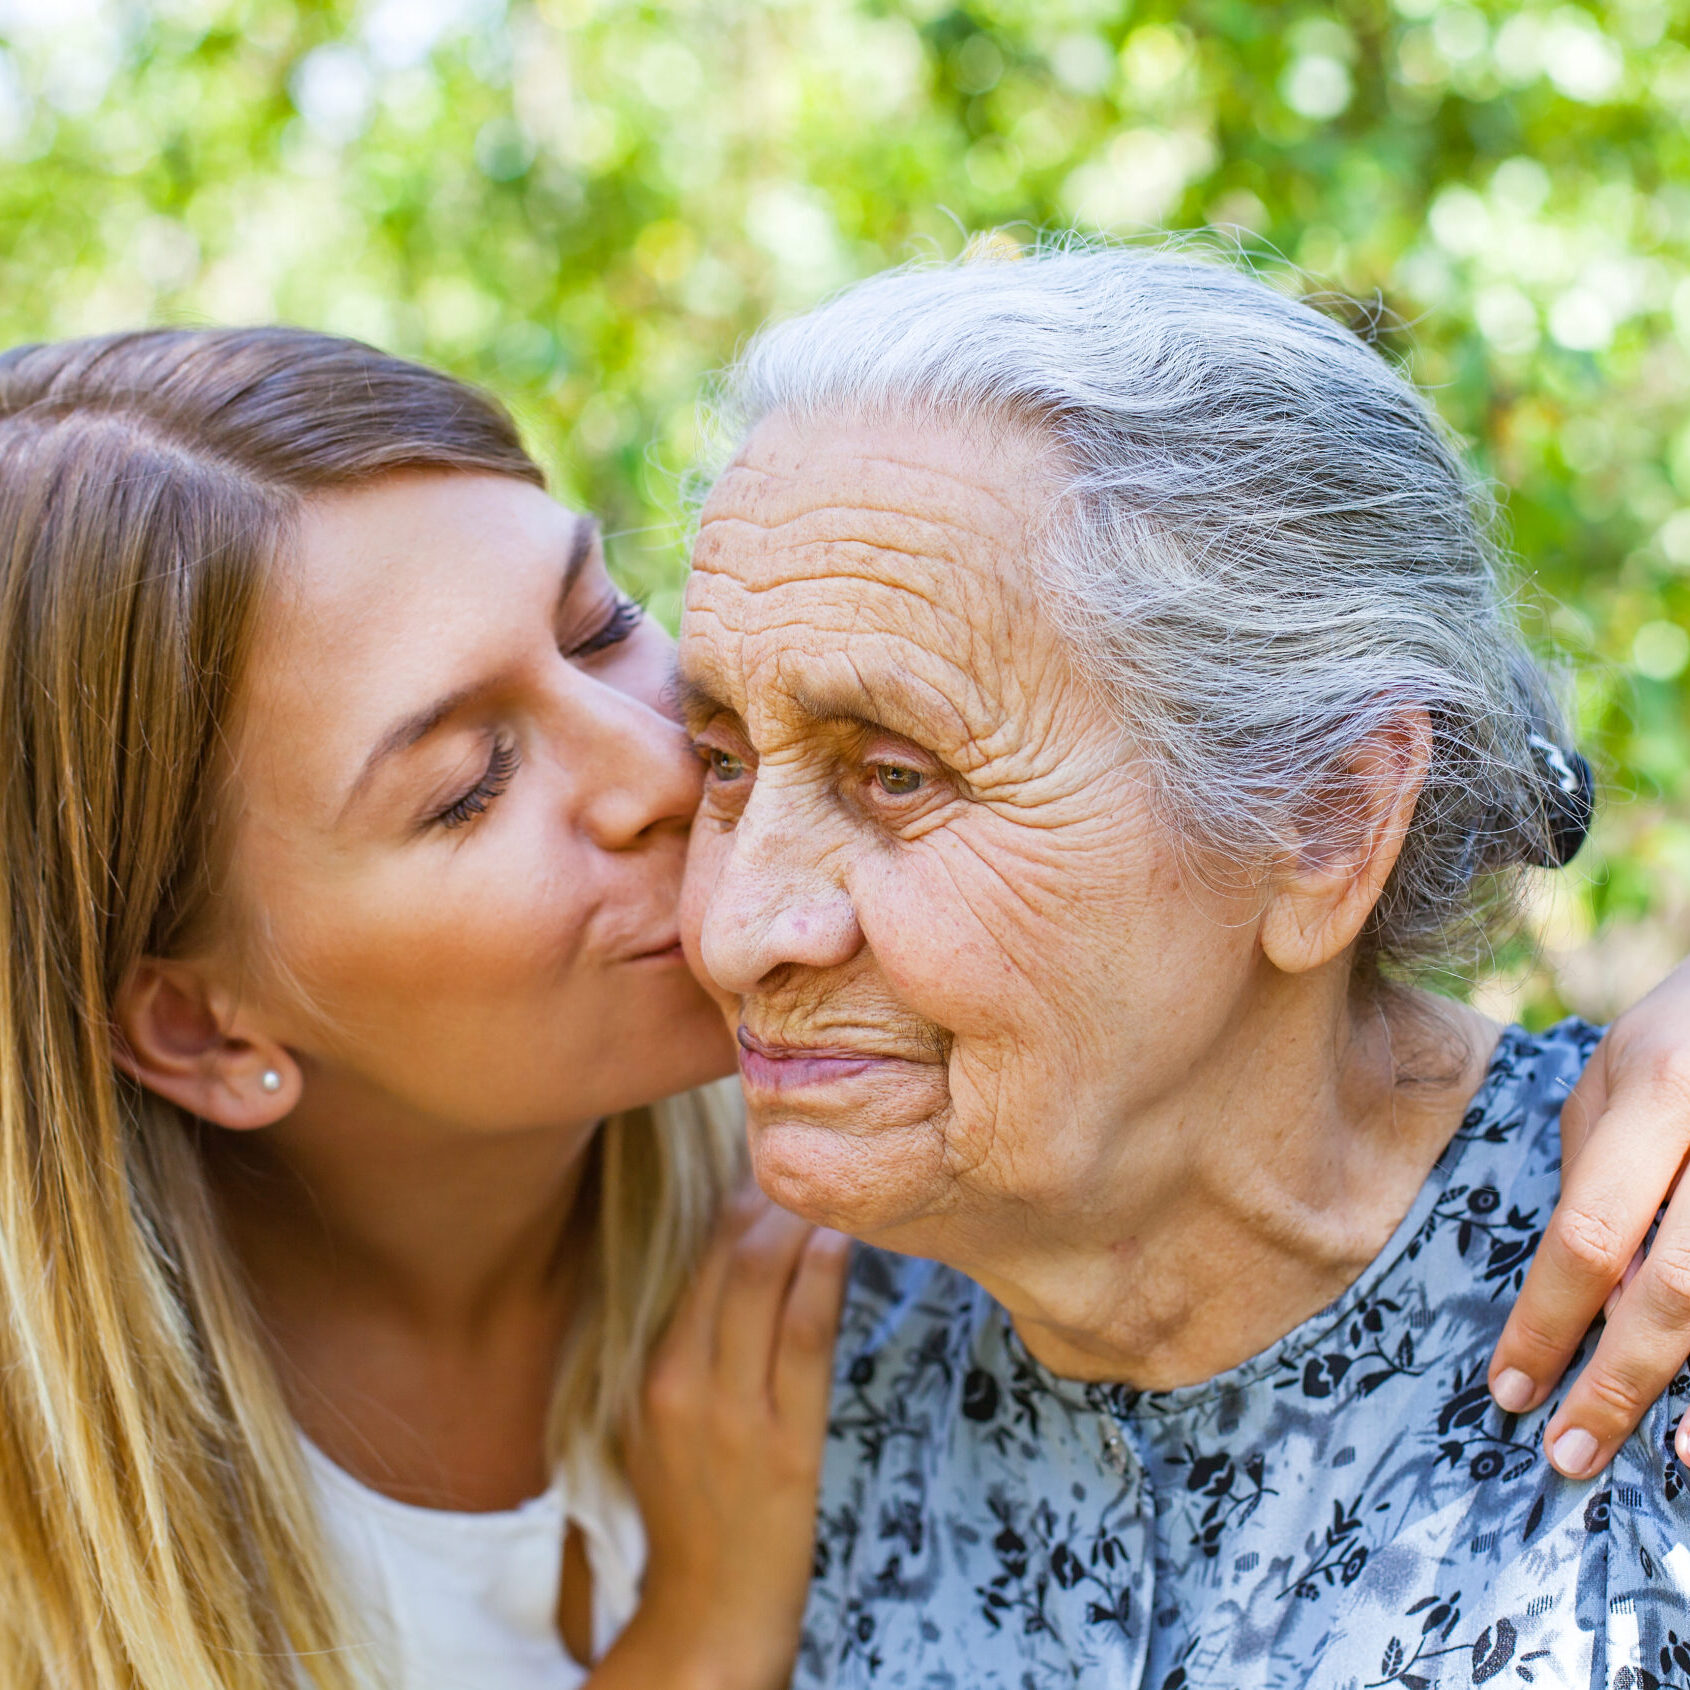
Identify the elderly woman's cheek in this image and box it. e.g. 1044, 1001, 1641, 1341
852, 843, 1074, 1060
856, 823, 1126, 1024
855, 820, 1217, 1103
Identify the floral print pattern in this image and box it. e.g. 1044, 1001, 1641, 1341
799, 1021, 1690, 1690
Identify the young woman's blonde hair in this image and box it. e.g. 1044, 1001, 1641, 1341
0, 328, 743, 1690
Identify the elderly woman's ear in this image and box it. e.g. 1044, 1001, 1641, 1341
1259, 710, 1434, 975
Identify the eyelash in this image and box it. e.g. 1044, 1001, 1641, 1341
434, 735, 520, 830
423, 597, 641, 834
567, 595, 643, 659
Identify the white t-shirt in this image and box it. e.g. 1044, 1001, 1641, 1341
302, 1437, 645, 1690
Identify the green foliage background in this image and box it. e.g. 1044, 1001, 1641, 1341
0, 0, 1685, 1014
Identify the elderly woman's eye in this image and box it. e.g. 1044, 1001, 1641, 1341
873, 763, 926, 796
706, 747, 747, 782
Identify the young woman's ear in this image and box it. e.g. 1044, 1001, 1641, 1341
1260, 709, 1433, 976
112, 959, 300, 1128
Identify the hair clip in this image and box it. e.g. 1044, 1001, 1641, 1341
1527, 733, 1593, 868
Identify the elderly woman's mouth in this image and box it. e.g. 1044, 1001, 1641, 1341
736, 1026, 925, 1093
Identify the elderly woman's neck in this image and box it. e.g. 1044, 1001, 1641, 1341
977, 984, 1501, 1392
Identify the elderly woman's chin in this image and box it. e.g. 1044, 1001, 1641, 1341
737, 1062, 956, 1239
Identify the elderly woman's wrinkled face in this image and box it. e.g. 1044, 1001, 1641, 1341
678, 411, 1266, 1255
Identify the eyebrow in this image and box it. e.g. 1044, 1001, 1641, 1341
791, 649, 991, 753
671, 664, 949, 749
340, 513, 598, 815
789, 680, 927, 739
668, 667, 738, 729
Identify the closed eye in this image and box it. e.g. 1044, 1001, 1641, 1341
431, 735, 520, 830
567, 595, 643, 659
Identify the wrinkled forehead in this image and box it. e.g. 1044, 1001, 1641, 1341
682, 411, 1065, 743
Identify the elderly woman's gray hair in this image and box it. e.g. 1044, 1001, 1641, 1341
706, 242, 1584, 975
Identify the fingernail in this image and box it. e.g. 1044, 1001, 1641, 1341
1492, 1369, 1534, 1413
1549, 1427, 1599, 1478
1677, 1422, 1690, 1469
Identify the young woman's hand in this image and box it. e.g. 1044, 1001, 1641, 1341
1489, 960, 1690, 1478
591, 1191, 850, 1690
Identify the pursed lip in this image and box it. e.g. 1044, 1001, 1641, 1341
624, 935, 686, 963
736, 1026, 909, 1092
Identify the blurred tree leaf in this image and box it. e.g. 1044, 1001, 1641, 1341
0, 0, 1684, 1015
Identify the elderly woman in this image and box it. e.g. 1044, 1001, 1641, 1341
676, 248, 1687, 1689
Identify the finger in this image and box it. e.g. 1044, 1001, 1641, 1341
714, 1203, 817, 1400
1556, 1044, 1611, 1170
1489, 1088, 1690, 1416
1604, 1250, 1643, 1322
1542, 1201, 1690, 1478
1615, 1166, 1690, 1322
773, 1229, 852, 1431
652, 1186, 770, 1380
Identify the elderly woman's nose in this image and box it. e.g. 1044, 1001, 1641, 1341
698, 806, 862, 993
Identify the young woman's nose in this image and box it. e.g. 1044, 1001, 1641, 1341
696, 785, 863, 995
559, 673, 703, 849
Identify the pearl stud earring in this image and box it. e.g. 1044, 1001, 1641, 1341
260, 1069, 282, 1095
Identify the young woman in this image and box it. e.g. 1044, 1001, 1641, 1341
0, 323, 1685, 1690
0, 327, 844, 1690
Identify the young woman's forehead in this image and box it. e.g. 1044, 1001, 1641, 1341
238, 476, 592, 814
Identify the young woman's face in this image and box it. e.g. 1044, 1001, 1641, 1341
221, 470, 734, 1134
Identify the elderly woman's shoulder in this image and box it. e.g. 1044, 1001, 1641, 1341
808, 1027, 1690, 1690
836, 1246, 986, 1375
1471, 1015, 1602, 1136
1438, 1016, 1601, 1198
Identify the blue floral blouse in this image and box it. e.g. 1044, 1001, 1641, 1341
799, 1019, 1690, 1690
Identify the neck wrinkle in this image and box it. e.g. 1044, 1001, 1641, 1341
959, 987, 1498, 1392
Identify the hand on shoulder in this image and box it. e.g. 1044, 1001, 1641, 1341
587, 1191, 850, 1690
1490, 963, 1690, 1479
